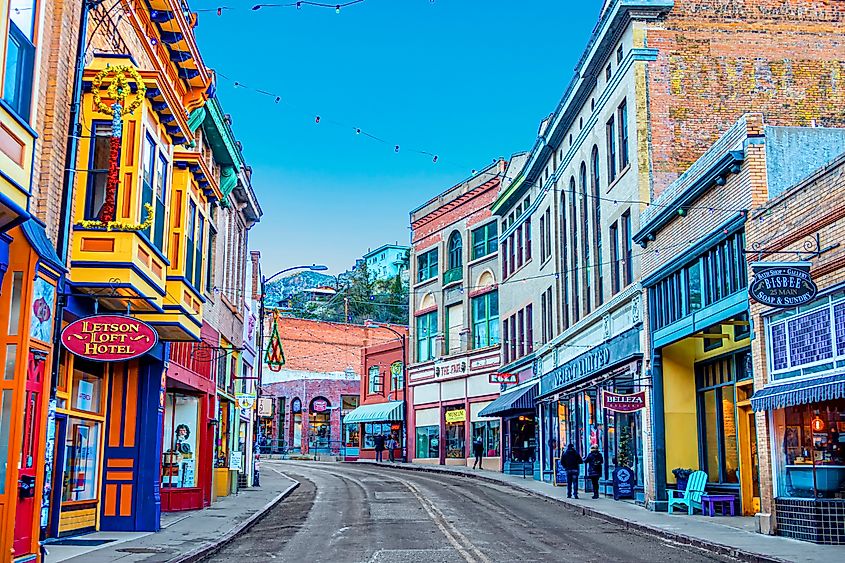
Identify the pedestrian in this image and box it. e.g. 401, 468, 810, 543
472, 435, 484, 469
560, 443, 583, 499
373, 433, 386, 463
584, 444, 604, 499
386, 434, 398, 462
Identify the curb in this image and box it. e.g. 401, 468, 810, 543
350, 461, 788, 563
168, 479, 300, 563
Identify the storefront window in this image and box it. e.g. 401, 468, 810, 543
310, 412, 330, 450
775, 399, 845, 499
416, 426, 439, 458
162, 394, 199, 488
509, 415, 535, 462
697, 354, 742, 484
71, 358, 104, 414
62, 419, 101, 501
363, 422, 398, 448
445, 406, 465, 458
472, 420, 500, 457
344, 423, 360, 447
0, 390, 13, 494
215, 401, 229, 468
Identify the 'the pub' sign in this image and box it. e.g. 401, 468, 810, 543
62, 315, 157, 361
750, 262, 817, 308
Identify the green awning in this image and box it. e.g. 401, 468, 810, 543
343, 401, 404, 424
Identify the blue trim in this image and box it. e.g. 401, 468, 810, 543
160, 304, 203, 328
653, 290, 749, 348
21, 218, 67, 272
751, 372, 845, 411
642, 214, 746, 288
0, 96, 37, 139
165, 275, 207, 304
0, 165, 32, 200
67, 264, 167, 299
634, 151, 745, 246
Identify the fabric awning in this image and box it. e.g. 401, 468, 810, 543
750, 372, 845, 412
478, 381, 537, 418
343, 401, 404, 423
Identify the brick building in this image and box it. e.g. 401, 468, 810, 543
635, 114, 845, 537
408, 160, 503, 470
259, 317, 398, 456
346, 336, 408, 462
746, 149, 845, 544
492, 0, 845, 502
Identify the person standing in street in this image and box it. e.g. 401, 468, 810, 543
374, 433, 386, 463
561, 444, 583, 499
386, 434, 398, 462
584, 444, 604, 499
472, 435, 484, 469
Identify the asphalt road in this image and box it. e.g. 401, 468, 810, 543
204, 461, 731, 563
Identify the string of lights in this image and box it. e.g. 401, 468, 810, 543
194, 0, 367, 16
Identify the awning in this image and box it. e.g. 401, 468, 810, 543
478, 381, 537, 418
343, 401, 404, 424
750, 372, 845, 412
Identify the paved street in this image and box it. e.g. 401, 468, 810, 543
205, 461, 729, 563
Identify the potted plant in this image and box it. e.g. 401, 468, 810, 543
672, 468, 695, 490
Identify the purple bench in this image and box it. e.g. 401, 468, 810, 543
701, 494, 736, 517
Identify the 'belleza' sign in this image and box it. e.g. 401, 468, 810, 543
602, 391, 646, 413
62, 315, 157, 362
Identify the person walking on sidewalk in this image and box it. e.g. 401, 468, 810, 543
374, 433, 386, 463
561, 444, 583, 499
584, 444, 604, 499
472, 435, 484, 469
386, 434, 398, 462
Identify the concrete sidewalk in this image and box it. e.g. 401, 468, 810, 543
353, 460, 843, 563
45, 465, 298, 563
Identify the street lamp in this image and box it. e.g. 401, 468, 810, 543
365, 320, 408, 462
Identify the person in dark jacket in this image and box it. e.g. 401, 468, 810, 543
584, 444, 604, 499
472, 436, 484, 469
560, 444, 583, 499
373, 434, 386, 462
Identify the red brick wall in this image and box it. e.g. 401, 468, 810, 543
268, 317, 400, 374
361, 337, 407, 406
646, 0, 845, 197
412, 180, 500, 251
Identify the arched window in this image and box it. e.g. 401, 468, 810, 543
580, 162, 591, 315
591, 145, 603, 306
569, 176, 579, 323
448, 231, 463, 271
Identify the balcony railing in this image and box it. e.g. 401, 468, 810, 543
443, 267, 463, 285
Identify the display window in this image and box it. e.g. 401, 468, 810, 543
71, 358, 104, 414
508, 415, 535, 462
773, 399, 845, 499
415, 426, 439, 458
472, 421, 500, 457
344, 423, 360, 448
62, 419, 101, 502
309, 412, 330, 449
162, 393, 200, 488
215, 400, 229, 468
362, 422, 393, 449
444, 406, 465, 459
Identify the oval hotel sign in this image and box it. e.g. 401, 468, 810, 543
750, 262, 817, 308
62, 315, 158, 362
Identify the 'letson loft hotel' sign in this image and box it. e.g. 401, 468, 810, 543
62, 315, 158, 361
750, 262, 817, 308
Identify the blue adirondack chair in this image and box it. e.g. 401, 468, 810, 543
668, 470, 707, 515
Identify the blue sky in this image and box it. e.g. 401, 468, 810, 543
192, 1, 602, 275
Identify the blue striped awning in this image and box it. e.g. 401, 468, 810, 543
342, 401, 404, 423
750, 372, 845, 412
478, 381, 537, 417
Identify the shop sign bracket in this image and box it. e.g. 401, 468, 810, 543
745, 232, 839, 262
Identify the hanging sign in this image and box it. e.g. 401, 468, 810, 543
257, 398, 274, 417
312, 399, 328, 413
61, 315, 158, 362
291, 398, 302, 413
236, 393, 256, 410
490, 372, 518, 385
612, 466, 636, 500
602, 391, 646, 413
750, 262, 817, 308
